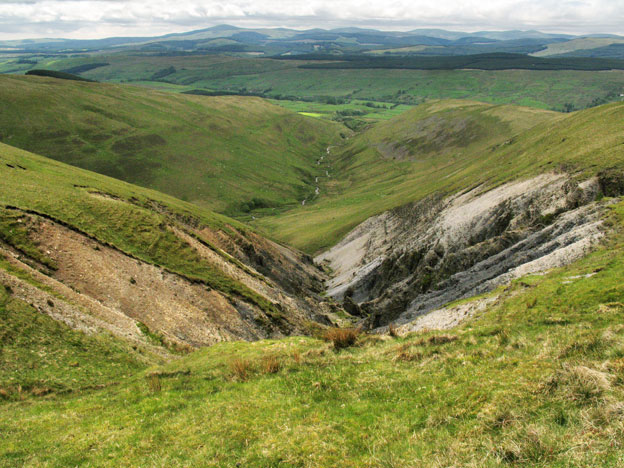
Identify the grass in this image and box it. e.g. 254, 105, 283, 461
0, 207, 57, 269
268, 98, 415, 124
0, 286, 159, 400
2, 201, 624, 466
256, 99, 624, 253
323, 327, 361, 349
0, 74, 342, 216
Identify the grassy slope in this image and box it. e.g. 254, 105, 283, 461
107, 65, 624, 111
257, 100, 624, 253
0, 286, 160, 399
0, 141, 278, 313
2, 200, 624, 467
0, 74, 341, 215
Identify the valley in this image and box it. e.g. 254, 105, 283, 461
1, 22, 624, 468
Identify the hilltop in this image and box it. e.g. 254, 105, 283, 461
1, 25, 622, 58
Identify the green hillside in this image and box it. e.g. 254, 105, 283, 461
1, 48, 624, 468
257, 100, 624, 253
532, 37, 624, 57
3, 200, 624, 467
0, 74, 341, 215
0, 141, 291, 317
0, 286, 160, 399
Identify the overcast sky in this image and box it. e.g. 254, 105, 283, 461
0, 0, 623, 40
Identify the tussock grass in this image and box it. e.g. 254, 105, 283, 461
229, 358, 253, 382
543, 365, 612, 403
323, 327, 361, 349
416, 333, 459, 346
261, 355, 281, 374
147, 374, 161, 393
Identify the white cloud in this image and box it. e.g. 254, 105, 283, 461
0, 0, 623, 39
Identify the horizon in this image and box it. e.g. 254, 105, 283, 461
1, 23, 622, 43
0, 0, 623, 41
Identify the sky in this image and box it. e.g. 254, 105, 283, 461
0, 0, 623, 40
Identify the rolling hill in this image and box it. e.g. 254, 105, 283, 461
0, 74, 342, 216
3, 191, 624, 467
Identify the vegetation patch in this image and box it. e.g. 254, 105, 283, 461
323, 327, 361, 349
25, 69, 94, 82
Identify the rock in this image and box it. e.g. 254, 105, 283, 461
317, 173, 608, 329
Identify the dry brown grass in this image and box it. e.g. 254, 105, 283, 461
229, 358, 252, 382
416, 334, 458, 346
393, 349, 423, 362
291, 351, 302, 364
31, 387, 53, 397
493, 425, 558, 464
323, 327, 361, 349
543, 365, 612, 402
261, 355, 281, 374
388, 323, 399, 338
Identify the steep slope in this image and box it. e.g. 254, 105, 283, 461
0, 74, 342, 215
0, 286, 163, 400
0, 142, 337, 350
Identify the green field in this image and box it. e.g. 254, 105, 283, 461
0, 74, 341, 216
532, 38, 624, 57
6, 53, 624, 111
268, 99, 415, 124
3, 200, 624, 467
256, 100, 624, 253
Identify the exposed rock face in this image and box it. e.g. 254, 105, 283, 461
317, 173, 609, 330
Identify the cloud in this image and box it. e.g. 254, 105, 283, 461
0, 0, 623, 39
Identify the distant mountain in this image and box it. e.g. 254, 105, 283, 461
0, 25, 621, 58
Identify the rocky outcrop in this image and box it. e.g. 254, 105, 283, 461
317, 173, 613, 330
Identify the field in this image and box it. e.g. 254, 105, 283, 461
532, 38, 624, 57
268, 99, 415, 123
2, 200, 624, 467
